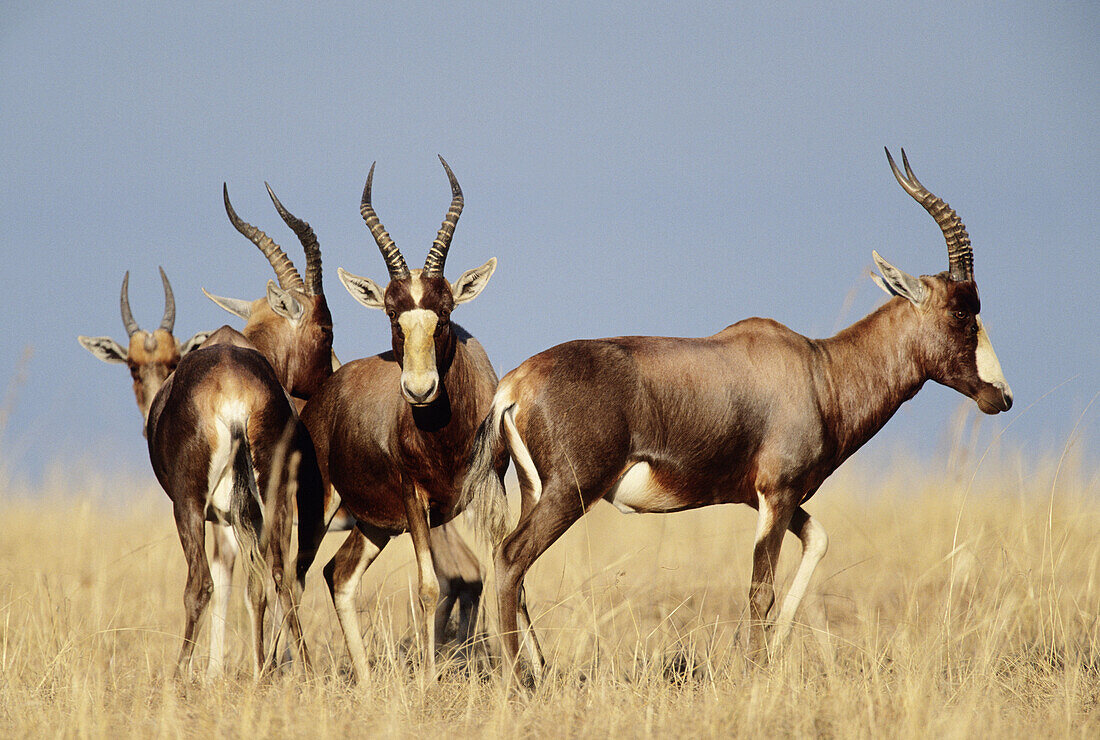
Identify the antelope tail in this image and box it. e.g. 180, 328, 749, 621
228, 422, 266, 562
460, 404, 512, 550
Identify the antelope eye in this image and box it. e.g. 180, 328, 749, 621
386, 309, 396, 320
953, 310, 968, 321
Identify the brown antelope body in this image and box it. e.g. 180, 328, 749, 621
462, 150, 1014, 678
207, 183, 488, 659
80, 184, 334, 679
144, 326, 322, 678
299, 158, 498, 681
178, 183, 336, 677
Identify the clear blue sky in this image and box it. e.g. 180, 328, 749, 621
1, 1, 1096, 483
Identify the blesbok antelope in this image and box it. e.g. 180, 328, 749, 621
79, 181, 334, 679
141, 322, 322, 679
79, 269, 313, 679
462, 149, 1014, 678
78, 268, 208, 423
159, 182, 340, 677
298, 157, 498, 681
204, 183, 336, 402
209, 184, 488, 658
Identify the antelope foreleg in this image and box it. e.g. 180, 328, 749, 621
268, 451, 311, 674
404, 490, 440, 681
772, 506, 828, 646
747, 491, 795, 665
324, 526, 386, 684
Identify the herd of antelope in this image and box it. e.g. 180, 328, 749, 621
79, 150, 1012, 684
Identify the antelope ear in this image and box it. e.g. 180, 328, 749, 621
78, 335, 128, 364
330, 350, 342, 372
451, 258, 497, 305
872, 251, 925, 306
178, 332, 211, 356
203, 288, 253, 319
338, 267, 386, 310
266, 280, 305, 321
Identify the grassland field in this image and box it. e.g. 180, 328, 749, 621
0, 436, 1097, 737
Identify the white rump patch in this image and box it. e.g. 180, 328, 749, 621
207, 399, 250, 518
605, 462, 680, 514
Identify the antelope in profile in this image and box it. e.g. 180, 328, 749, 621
462, 149, 1014, 679
298, 157, 498, 681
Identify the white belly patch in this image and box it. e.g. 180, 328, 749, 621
604, 462, 680, 514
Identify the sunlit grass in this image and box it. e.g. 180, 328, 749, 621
1, 447, 1097, 736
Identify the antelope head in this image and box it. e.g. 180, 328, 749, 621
204, 183, 335, 398
79, 269, 209, 428
872, 148, 1013, 415
338, 157, 496, 406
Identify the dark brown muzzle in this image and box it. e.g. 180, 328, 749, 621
974, 383, 1013, 414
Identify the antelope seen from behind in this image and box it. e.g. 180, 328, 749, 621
462, 149, 1013, 680
79, 184, 333, 679
298, 157, 498, 681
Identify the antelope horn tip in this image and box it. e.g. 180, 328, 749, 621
120, 270, 140, 337
362, 163, 377, 203
222, 183, 236, 218
158, 266, 175, 333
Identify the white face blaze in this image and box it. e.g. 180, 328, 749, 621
398, 307, 441, 404
974, 316, 1012, 400
339, 263, 496, 406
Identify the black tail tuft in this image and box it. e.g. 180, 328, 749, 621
229, 422, 265, 568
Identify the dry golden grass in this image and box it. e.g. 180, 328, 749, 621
1, 449, 1098, 737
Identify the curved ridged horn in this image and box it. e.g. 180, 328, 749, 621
423, 155, 464, 278
886, 148, 973, 282
158, 266, 176, 333
120, 271, 140, 337
266, 183, 323, 296
360, 163, 410, 281
223, 183, 306, 292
